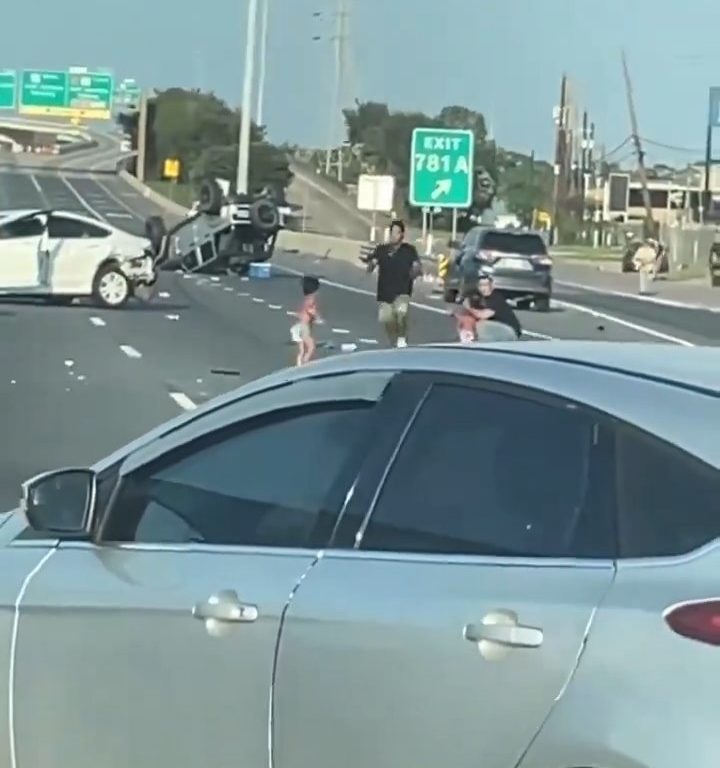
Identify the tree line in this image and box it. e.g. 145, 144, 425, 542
118, 88, 292, 200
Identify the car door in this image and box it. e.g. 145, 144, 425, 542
273, 374, 618, 768
13, 369, 398, 768
0, 213, 45, 289
47, 213, 111, 292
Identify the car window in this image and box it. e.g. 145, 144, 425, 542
0, 216, 44, 239
360, 383, 615, 558
102, 403, 375, 548
615, 427, 720, 558
480, 231, 547, 255
48, 216, 110, 239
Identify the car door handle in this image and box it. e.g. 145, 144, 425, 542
192, 590, 258, 623
464, 615, 543, 649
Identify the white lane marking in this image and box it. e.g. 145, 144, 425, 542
9, 549, 56, 768
252, 297, 265, 303
340, 343, 358, 352
29, 174, 43, 194
359, 338, 379, 344
210, 276, 220, 282
268, 304, 282, 309
224, 287, 234, 292
89, 316, 106, 327
275, 265, 552, 340
286, 310, 297, 317
553, 299, 695, 346
169, 392, 197, 410
158, 291, 170, 299
557, 279, 720, 313
119, 344, 142, 358
332, 328, 350, 334
59, 177, 107, 221
87, 176, 146, 221
165, 314, 180, 321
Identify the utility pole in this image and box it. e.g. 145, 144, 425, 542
256, 0, 269, 127
551, 74, 568, 244
136, 91, 148, 183
621, 50, 655, 237
237, 0, 258, 195
324, 0, 349, 181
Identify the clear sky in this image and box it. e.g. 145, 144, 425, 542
4, 0, 719, 163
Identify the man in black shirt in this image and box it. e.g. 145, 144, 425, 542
475, 273, 522, 340
364, 219, 422, 347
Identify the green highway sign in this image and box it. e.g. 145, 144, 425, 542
409, 127, 474, 208
0, 70, 16, 109
68, 71, 113, 116
20, 70, 67, 110
19, 69, 113, 119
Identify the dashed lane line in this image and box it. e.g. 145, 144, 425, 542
89, 316, 106, 327
169, 392, 197, 411
119, 344, 142, 358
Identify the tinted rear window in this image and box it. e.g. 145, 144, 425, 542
481, 232, 547, 255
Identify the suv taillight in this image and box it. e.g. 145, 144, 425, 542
664, 600, 720, 646
531, 254, 552, 266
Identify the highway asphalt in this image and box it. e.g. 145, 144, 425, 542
0, 166, 719, 510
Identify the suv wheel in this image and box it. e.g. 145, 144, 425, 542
534, 295, 551, 312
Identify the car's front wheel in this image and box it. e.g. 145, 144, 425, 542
93, 264, 131, 308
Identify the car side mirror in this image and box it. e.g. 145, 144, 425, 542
22, 468, 96, 535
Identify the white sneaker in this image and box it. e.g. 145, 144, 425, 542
396, 337, 408, 348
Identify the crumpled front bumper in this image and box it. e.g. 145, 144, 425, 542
120, 256, 157, 287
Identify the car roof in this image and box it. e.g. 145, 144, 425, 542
0, 208, 107, 226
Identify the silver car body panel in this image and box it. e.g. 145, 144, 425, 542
1, 342, 719, 768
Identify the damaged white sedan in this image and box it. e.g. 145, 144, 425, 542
0, 209, 157, 308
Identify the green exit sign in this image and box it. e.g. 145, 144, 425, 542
0, 70, 16, 109
409, 127, 475, 208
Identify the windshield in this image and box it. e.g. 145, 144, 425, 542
481, 232, 547, 256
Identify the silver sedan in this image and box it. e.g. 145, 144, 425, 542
1, 340, 718, 768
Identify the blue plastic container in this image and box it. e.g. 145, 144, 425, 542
249, 261, 271, 278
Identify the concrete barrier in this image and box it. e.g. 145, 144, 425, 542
118, 170, 188, 217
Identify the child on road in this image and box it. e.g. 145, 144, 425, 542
452, 290, 486, 343
291, 276, 321, 366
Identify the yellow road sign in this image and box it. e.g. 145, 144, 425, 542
163, 158, 181, 180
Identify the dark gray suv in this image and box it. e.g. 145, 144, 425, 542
443, 227, 552, 311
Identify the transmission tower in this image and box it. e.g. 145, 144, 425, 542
324, 0, 353, 180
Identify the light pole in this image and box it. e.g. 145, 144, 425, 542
236, 0, 258, 195
256, 0, 269, 127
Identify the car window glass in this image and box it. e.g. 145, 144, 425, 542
104, 403, 374, 548
0, 217, 44, 239
616, 428, 720, 557
481, 232, 547, 255
361, 384, 614, 558
48, 216, 110, 239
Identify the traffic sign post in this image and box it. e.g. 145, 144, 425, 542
409, 127, 474, 209
0, 70, 17, 109
19, 69, 113, 119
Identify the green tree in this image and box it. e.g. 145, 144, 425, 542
148, 88, 291, 195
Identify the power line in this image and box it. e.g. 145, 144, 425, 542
640, 137, 704, 155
